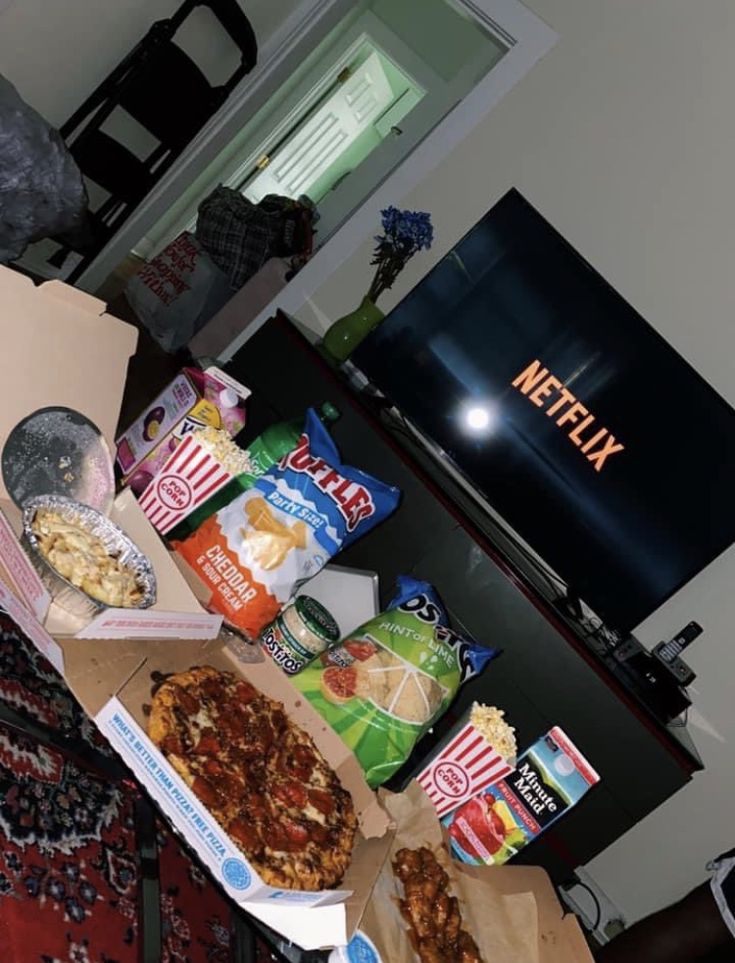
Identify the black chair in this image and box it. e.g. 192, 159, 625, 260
50, 0, 257, 278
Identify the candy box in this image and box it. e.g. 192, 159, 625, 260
116, 366, 250, 492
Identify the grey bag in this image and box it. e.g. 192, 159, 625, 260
0, 74, 88, 263
126, 232, 235, 353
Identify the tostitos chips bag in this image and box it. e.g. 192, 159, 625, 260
293, 577, 499, 787
174, 409, 400, 637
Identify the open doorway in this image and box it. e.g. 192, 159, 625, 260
131, 0, 508, 262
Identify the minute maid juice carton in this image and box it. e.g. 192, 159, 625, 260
444, 727, 600, 865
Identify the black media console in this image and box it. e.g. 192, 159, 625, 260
226, 312, 703, 884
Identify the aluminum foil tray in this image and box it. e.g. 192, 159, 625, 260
22, 495, 157, 621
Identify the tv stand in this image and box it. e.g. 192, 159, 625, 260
226, 312, 703, 883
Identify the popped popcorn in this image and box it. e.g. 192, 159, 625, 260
195, 426, 253, 475
469, 703, 517, 762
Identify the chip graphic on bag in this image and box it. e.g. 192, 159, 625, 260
174, 409, 400, 637
293, 577, 500, 787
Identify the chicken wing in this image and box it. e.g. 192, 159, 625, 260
392, 846, 484, 963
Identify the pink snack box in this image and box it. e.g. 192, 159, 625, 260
116, 366, 250, 494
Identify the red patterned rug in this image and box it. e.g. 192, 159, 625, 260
0, 611, 245, 963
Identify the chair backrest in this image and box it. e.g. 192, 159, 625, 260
70, 130, 153, 202
103, 0, 259, 148
174, 0, 257, 77
119, 40, 220, 148
55, 0, 258, 265
62, 0, 258, 148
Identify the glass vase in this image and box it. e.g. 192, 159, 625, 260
322, 296, 385, 364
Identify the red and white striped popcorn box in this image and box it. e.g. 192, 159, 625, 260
138, 434, 234, 535
417, 718, 514, 818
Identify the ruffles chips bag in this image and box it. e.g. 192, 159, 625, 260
174, 409, 400, 637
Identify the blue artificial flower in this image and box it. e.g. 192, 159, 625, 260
376, 206, 433, 255
367, 205, 434, 302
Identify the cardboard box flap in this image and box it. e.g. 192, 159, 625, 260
240, 902, 347, 951
0, 266, 138, 500
58, 637, 221, 718
459, 863, 594, 963
39, 279, 108, 316
0, 499, 51, 619
54, 638, 149, 718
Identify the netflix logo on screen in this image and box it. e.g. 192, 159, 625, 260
511, 359, 625, 472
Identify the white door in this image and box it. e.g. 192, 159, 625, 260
240, 10, 464, 244
298, 9, 503, 244
243, 51, 396, 204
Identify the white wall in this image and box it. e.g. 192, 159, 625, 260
0, 0, 299, 126
296, 0, 735, 923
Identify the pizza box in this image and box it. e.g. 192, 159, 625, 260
0, 267, 222, 640
40, 630, 393, 946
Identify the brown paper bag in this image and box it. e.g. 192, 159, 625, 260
354, 781, 592, 963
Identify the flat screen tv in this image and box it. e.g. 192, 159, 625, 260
352, 189, 735, 633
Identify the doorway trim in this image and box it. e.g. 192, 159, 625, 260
76, 0, 558, 353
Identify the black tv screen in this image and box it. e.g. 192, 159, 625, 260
352, 189, 735, 632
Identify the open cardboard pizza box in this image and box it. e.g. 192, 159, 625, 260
35, 628, 393, 946
0, 267, 222, 640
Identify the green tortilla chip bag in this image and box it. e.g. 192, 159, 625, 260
291, 577, 499, 787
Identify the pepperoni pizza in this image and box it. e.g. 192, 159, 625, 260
149, 665, 357, 890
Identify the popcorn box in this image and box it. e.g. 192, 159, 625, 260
138, 432, 239, 535
417, 710, 515, 818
